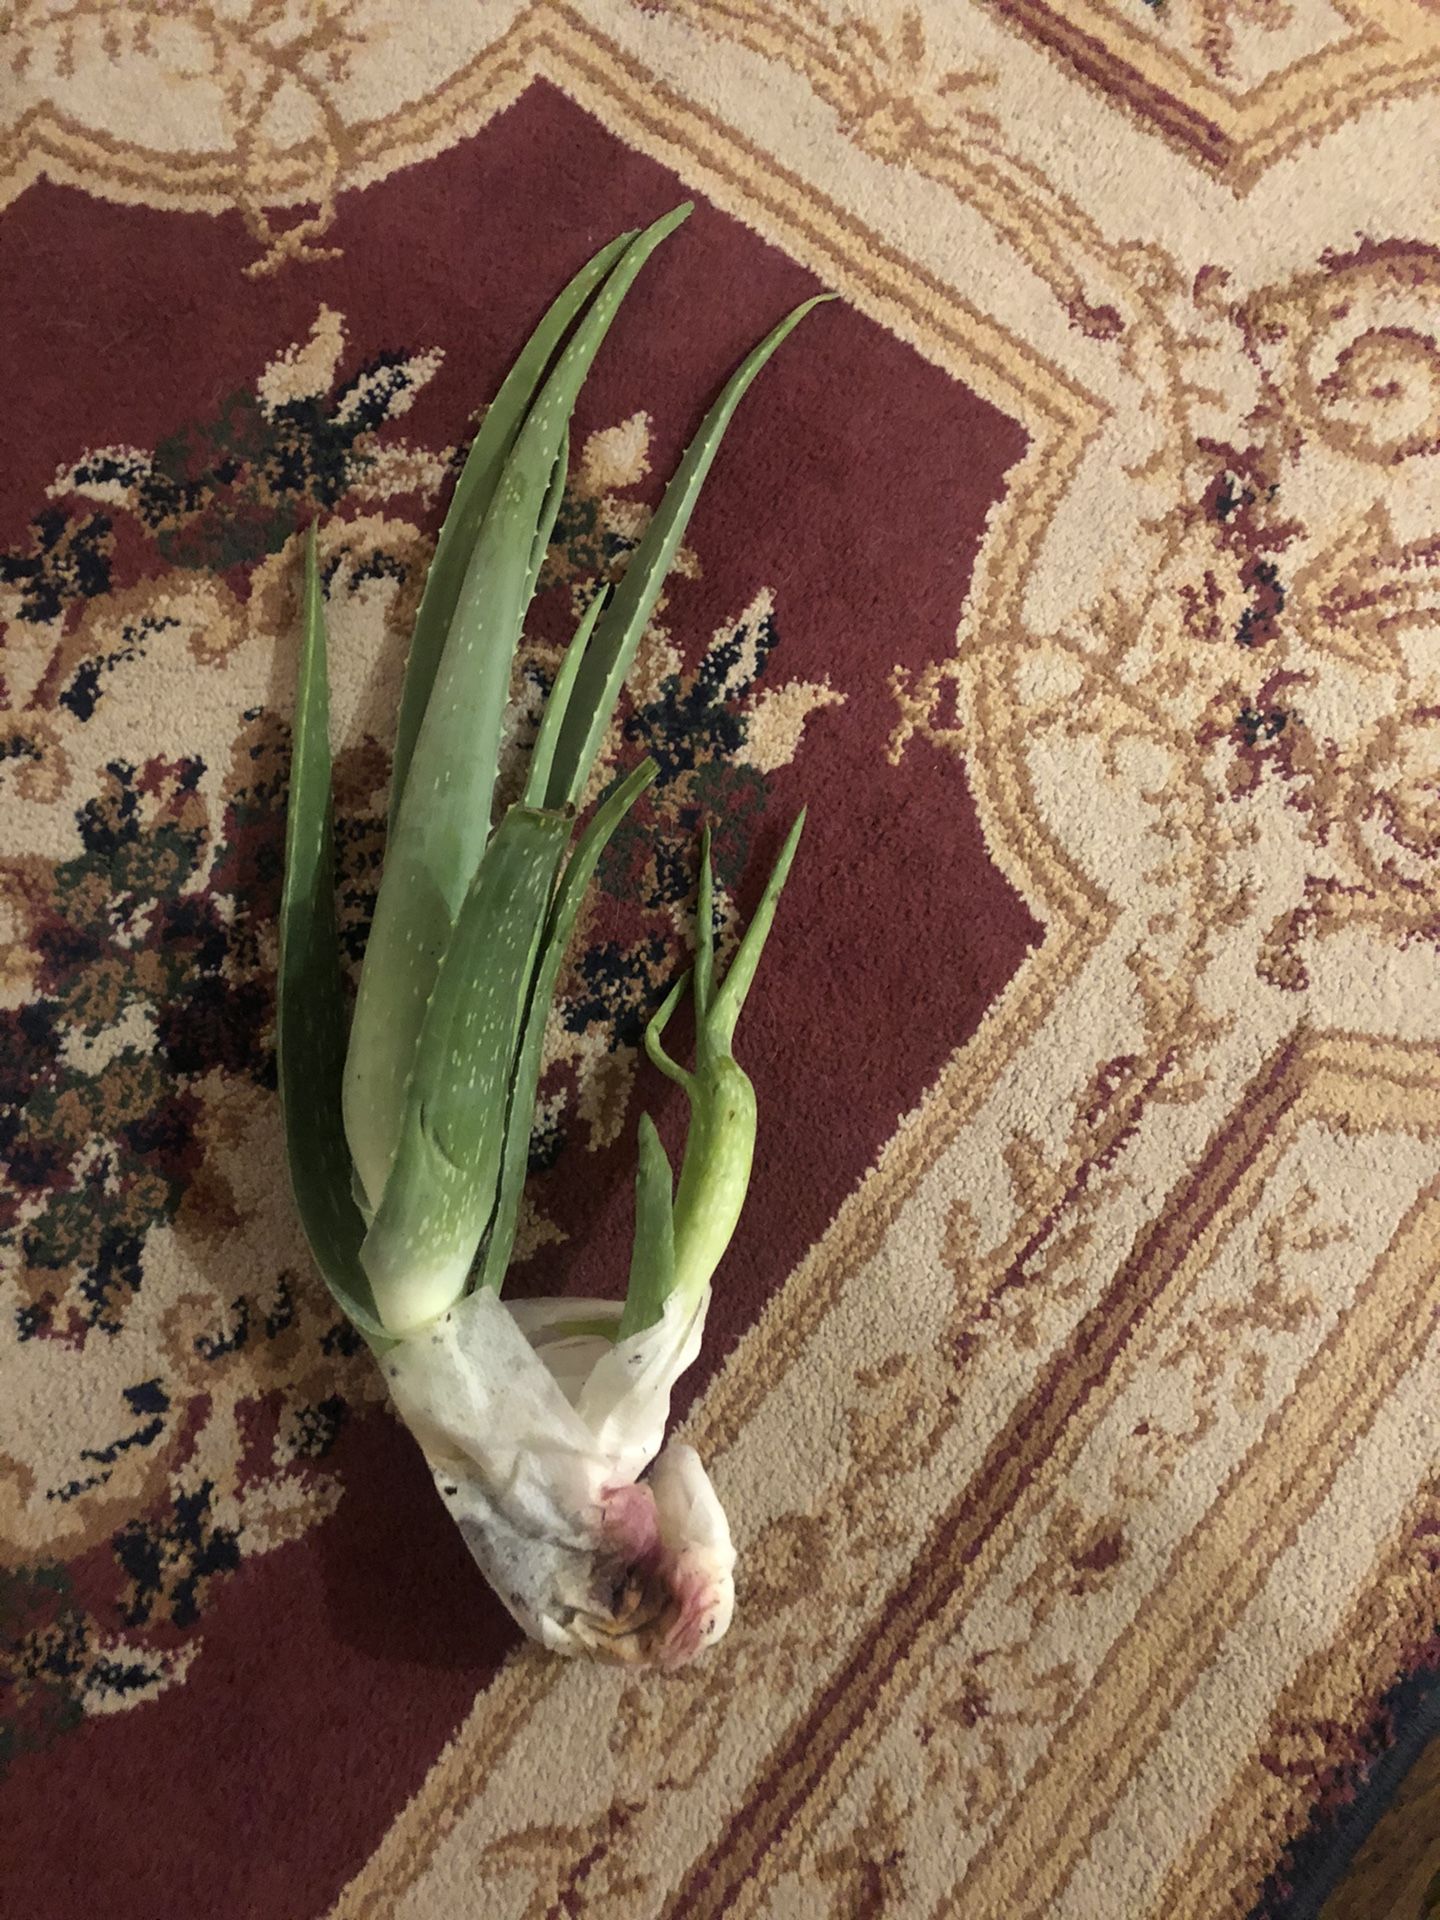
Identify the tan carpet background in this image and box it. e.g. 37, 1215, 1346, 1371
3, 4, 1439, 1917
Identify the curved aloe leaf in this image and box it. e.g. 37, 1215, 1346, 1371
545, 292, 836, 812
644, 968, 695, 1091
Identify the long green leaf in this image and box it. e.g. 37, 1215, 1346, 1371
359, 805, 572, 1332
523, 427, 570, 608
668, 1052, 758, 1307
617, 1113, 676, 1340
619, 811, 806, 1326
710, 809, 806, 1051
344, 207, 692, 1209
475, 757, 660, 1293
276, 528, 390, 1345
643, 967, 694, 1091
523, 587, 609, 810
694, 823, 715, 1026
387, 232, 633, 832
545, 293, 835, 812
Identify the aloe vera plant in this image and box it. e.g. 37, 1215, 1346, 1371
277, 207, 825, 1664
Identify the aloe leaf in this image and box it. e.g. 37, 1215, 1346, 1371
360, 805, 572, 1331
622, 812, 805, 1325
710, 809, 805, 1052
545, 293, 835, 813
644, 968, 695, 1091
694, 823, 715, 1029
344, 207, 692, 1208
387, 232, 633, 832
522, 586, 610, 810
617, 1113, 677, 1340
668, 1052, 759, 1308
276, 529, 391, 1345
476, 756, 660, 1293
523, 427, 570, 608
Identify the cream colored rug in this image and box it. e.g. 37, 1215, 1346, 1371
2, 5, 1438, 1917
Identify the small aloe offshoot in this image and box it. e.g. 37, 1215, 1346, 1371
277, 206, 825, 1665
621, 818, 805, 1343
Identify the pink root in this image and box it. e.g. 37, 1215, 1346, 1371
599, 1482, 662, 1566
596, 1484, 724, 1667
659, 1556, 723, 1668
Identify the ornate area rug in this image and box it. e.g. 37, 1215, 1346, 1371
3, 6, 1439, 1918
